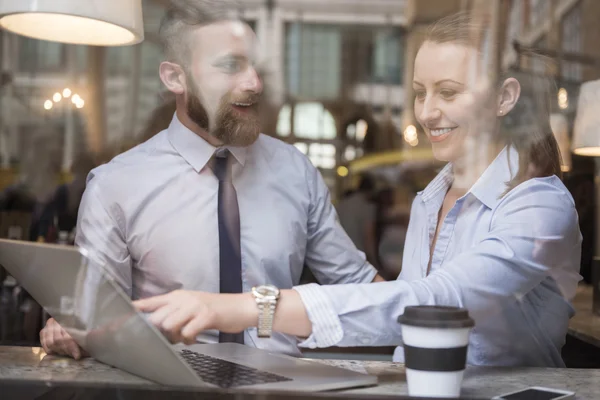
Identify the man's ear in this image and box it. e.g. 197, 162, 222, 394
497, 77, 521, 116
159, 61, 186, 95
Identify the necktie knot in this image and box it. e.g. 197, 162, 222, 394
212, 150, 231, 182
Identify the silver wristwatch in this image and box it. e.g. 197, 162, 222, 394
251, 284, 280, 338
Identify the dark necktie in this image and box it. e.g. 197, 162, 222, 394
212, 150, 244, 344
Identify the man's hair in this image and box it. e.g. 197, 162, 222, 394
159, 0, 238, 64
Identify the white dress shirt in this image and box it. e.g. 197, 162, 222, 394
294, 146, 582, 366
76, 114, 377, 356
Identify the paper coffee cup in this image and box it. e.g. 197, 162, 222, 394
398, 306, 474, 398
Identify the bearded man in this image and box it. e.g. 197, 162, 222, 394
40, 0, 383, 360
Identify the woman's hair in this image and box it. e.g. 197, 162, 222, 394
423, 12, 563, 191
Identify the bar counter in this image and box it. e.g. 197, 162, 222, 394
0, 346, 598, 399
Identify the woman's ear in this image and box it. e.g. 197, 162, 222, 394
497, 77, 521, 117
159, 61, 186, 95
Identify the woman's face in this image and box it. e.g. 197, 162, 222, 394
413, 41, 497, 163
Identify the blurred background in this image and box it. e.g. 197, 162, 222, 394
0, 0, 599, 362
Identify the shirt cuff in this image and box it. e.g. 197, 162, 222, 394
292, 283, 343, 349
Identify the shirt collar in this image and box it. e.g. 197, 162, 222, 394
420, 163, 453, 203
420, 145, 519, 209
167, 113, 248, 173
469, 145, 519, 209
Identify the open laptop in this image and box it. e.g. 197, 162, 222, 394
0, 239, 377, 392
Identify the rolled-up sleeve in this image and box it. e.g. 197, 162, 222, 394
75, 174, 133, 297
303, 163, 377, 285
294, 283, 344, 348
294, 179, 582, 348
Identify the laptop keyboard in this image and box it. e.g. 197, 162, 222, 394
179, 349, 292, 388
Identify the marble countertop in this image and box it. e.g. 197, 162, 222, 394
569, 284, 600, 347
1, 346, 598, 399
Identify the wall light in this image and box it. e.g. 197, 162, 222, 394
558, 88, 569, 110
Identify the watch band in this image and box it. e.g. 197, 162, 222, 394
252, 285, 280, 338
257, 301, 277, 338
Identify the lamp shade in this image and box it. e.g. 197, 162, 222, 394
0, 0, 144, 46
573, 79, 600, 156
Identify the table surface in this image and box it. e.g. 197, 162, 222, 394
569, 284, 600, 348
0, 346, 598, 399
1, 285, 597, 398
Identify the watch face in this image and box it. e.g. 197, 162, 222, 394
255, 285, 279, 299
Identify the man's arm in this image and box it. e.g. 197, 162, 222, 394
75, 180, 133, 295
303, 163, 382, 284
41, 177, 132, 359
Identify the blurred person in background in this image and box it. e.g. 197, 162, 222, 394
0, 131, 62, 241
377, 186, 413, 280
336, 174, 378, 268
136, 12, 582, 368
373, 187, 395, 270
35, 151, 97, 244
0, 131, 62, 342
41, 0, 382, 360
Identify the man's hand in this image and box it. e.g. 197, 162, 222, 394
40, 318, 88, 360
133, 290, 256, 345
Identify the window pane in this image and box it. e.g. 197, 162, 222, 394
293, 102, 336, 139
277, 105, 291, 137
372, 29, 402, 84
320, 144, 336, 157
309, 143, 322, 156
18, 37, 64, 71
294, 142, 308, 154
307, 143, 336, 169
286, 23, 341, 99
319, 156, 336, 169
561, 4, 582, 81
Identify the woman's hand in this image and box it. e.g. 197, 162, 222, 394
133, 291, 257, 344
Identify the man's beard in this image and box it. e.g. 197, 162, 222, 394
186, 89, 261, 147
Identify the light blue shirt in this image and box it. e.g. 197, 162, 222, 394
75, 114, 377, 356
295, 146, 582, 366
